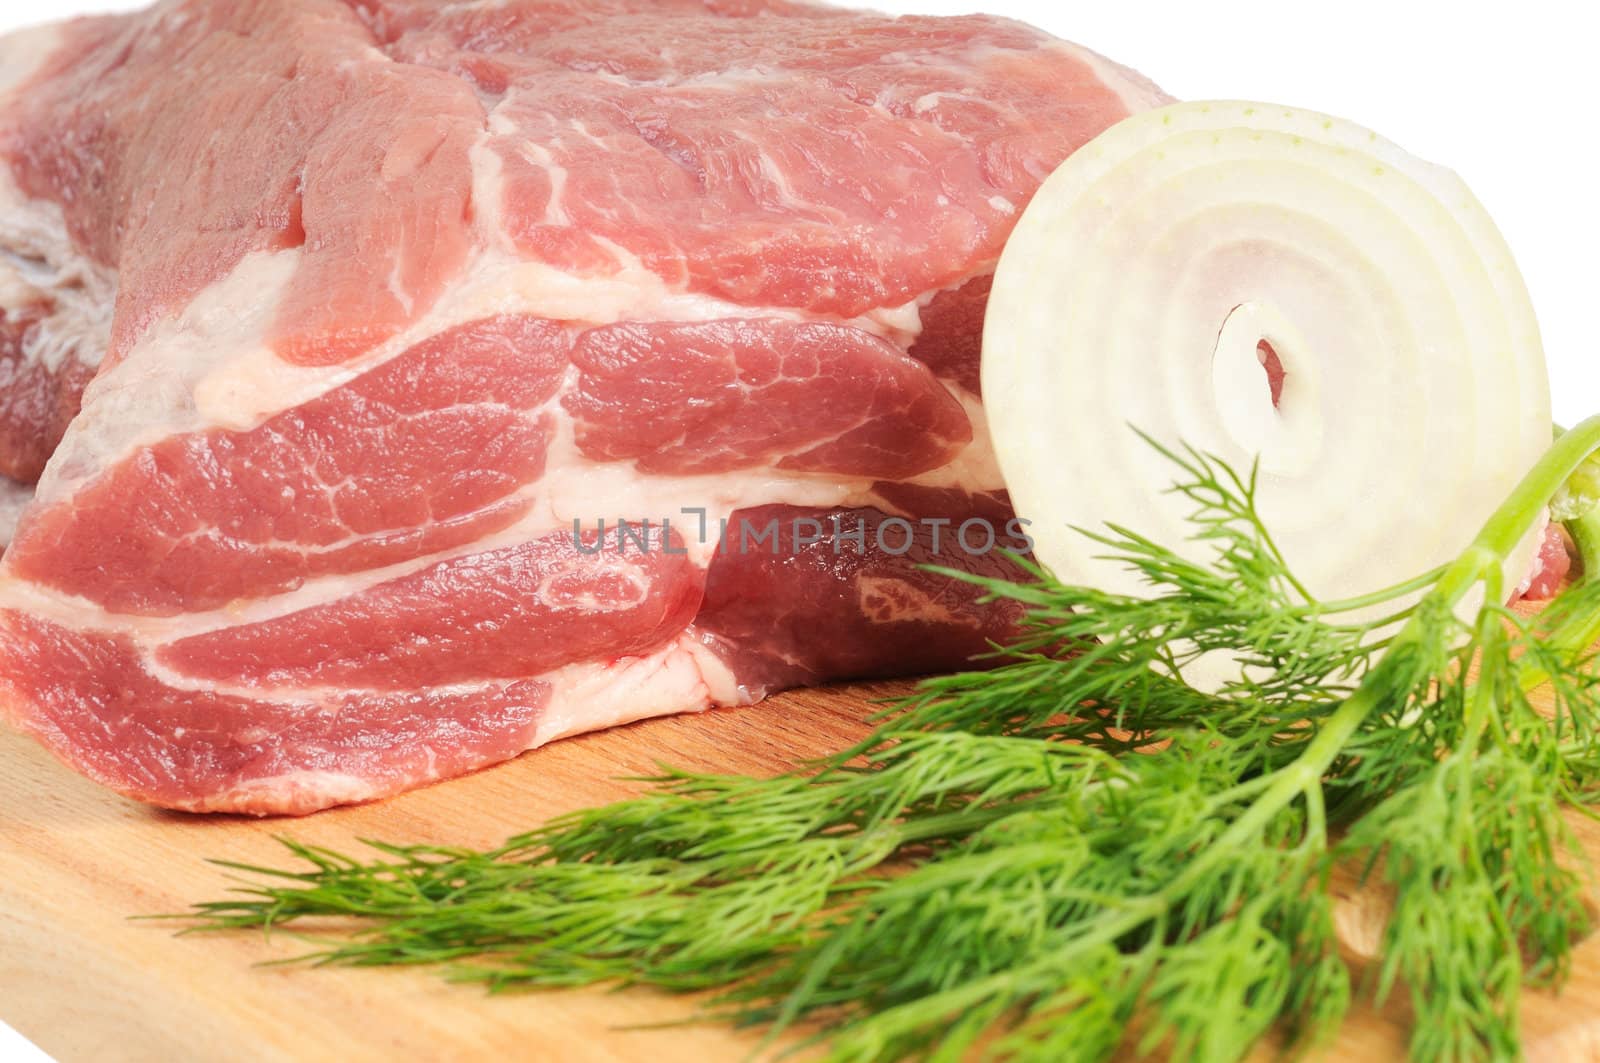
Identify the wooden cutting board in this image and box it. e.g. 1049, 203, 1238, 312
4, 680, 1600, 1063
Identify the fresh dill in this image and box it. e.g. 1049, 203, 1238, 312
184, 418, 1600, 1062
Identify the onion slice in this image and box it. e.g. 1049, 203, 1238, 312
983, 100, 1551, 615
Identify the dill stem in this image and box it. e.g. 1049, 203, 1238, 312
1158, 671, 1380, 906
1476, 414, 1600, 561
1147, 415, 1600, 915
1311, 565, 1447, 614
884, 804, 1035, 847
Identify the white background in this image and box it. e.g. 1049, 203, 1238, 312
0, 1, 1594, 1060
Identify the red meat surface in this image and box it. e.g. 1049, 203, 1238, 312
0, 0, 1168, 813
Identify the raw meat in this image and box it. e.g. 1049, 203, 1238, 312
0, 0, 1167, 814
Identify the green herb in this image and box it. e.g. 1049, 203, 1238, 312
185, 418, 1600, 1063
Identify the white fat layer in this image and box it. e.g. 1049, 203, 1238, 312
92, 240, 926, 452
530, 383, 868, 568
0, 23, 62, 105
470, 129, 511, 244
202, 771, 383, 814
0, 169, 117, 374
905, 389, 1003, 491
913, 90, 959, 115
754, 145, 812, 214
1046, 39, 1176, 114
520, 143, 571, 225
531, 631, 745, 743
145, 623, 738, 716
181, 630, 743, 812
0, 476, 32, 545
31, 250, 300, 512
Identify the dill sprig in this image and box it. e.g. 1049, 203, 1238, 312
183, 419, 1600, 1062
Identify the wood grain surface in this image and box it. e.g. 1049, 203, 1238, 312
4, 680, 1600, 1062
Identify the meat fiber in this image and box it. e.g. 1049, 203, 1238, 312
0, 0, 1167, 814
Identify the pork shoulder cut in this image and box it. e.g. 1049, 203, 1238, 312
0, 0, 1167, 813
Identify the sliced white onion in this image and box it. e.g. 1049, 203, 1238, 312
983, 100, 1551, 621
